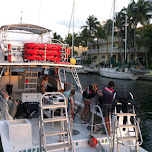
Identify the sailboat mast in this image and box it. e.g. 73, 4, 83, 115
72, 0, 75, 58
111, 0, 116, 58
125, 14, 128, 61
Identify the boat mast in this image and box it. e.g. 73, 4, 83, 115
72, 0, 75, 58
111, 0, 116, 67
125, 14, 128, 62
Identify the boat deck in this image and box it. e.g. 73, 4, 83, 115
0, 113, 147, 152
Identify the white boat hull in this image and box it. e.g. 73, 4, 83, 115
84, 67, 99, 74
100, 68, 139, 80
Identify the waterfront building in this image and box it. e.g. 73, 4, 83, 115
87, 35, 147, 66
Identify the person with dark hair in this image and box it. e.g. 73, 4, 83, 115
41, 75, 49, 93
80, 84, 99, 121
102, 81, 115, 135
41, 75, 58, 93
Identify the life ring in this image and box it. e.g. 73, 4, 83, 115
24, 43, 45, 50
24, 54, 44, 60
24, 49, 45, 55
46, 56, 61, 61
47, 44, 61, 50
54, 62, 72, 65
46, 50, 61, 56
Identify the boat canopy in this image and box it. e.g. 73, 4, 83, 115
0, 24, 51, 35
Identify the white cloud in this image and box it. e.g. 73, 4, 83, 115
0, 0, 131, 38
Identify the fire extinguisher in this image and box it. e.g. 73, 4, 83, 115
8, 44, 11, 62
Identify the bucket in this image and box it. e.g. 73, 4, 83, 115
70, 58, 76, 65
6, 84, 13, 94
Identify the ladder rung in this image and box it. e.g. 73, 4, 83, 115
42, 104, 67, 109
25, 77, 38, 79
45, 130, 68, 136
116, 113, 136, 117
117, 136, 138, 141
24, 88, 37, 90
46, 143, 69, 151
25, 83, 37, 84
43, 116, 67, 123
26, 72, 38, 73
119, 125, 136, 128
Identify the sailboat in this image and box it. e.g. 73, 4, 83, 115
99, 0, 148, 80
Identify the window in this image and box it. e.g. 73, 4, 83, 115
102, 56, 105, 59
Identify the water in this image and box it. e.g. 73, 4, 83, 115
67, 73, 152, 152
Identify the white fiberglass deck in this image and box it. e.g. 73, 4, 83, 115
0, 115, 147, 152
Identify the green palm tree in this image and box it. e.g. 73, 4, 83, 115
81, 15, 100, 42
103, 19, 113, 65
115, 10, 126, 63
53, 32, 63, 42
94, 25, 105, 64
127, 0, 152, 66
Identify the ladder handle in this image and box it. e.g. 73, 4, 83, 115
134, 118, 143, 146
92, 105, 111, 150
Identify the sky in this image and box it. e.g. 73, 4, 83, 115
0, 0, 132, 39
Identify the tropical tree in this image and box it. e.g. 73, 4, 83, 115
127, 0, 152, 66
52, 32, 63, 42
94, 25, 105, 64
103, 19, 113, 64
115, 10, 126, 63
81, 15, 100, 42
137, 24, 152, 67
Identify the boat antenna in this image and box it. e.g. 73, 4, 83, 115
20, 11, 23, 24
110, 0, 116, 68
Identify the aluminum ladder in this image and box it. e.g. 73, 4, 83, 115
111, 102, 143, 152
71, 68, 83, 94
91, 105, 111, 152
24, 67, 38, 92
39, 92, 74, 152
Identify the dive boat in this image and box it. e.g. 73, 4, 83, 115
0, 23, 147, 152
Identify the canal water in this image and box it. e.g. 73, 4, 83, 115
67, 73, 152, 152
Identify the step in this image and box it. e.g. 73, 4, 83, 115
116, 113, 136, 117
25, 77, 38, 79
45, 130, 68, 136
46, 143, 69, 151
119, 124, 136, 128
24, 88, 37, 90
42, 104, 67, 109
43, 116, 68, 123
25, 83, 37, 84
117, 136, 138, 141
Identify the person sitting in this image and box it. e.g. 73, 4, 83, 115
80, 84, 99, 121
41, 75, 57, 93
102, 81, 115, 135
41, 75, 49, 93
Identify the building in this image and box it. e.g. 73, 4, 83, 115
87, 36, 147, 65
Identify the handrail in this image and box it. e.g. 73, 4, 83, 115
91, 105, 111, 151
134, 118, 143, 146
113, 113, 143, 147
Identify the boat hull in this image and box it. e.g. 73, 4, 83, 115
100, 68, 139, 80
